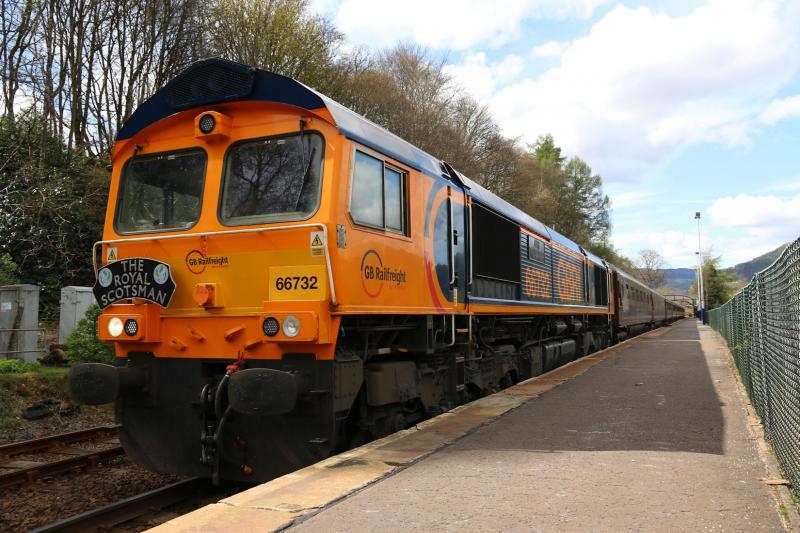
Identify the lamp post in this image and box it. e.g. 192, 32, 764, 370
694, 212, 705, 322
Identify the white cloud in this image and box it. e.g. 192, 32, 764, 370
444, 53, 526, 102
494, 54, 525, 81
612, 225, 783, 267
704, 193, 800, 263
330, 0, 612, 50
760, 178, 800, 193
758, 94, 800, 125
708, 193, 800, 232
614, 229, 701, 266
532, 40, 569, 58
608, 190, 654, 208
485, 0, 800, 181
612, 192, 800, 267
308, 0, 340, 17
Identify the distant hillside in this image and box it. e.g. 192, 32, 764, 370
657, 243, 789, 292
662, 268, 696, 292
727, 243, 788, 281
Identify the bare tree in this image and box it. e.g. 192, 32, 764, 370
635, 249, 668, 288
205, 0, 343, 92
1, 0, 41, 118
0, 0, 623, 317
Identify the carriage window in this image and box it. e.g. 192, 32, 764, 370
220, 132, 323, 225
350, 149, 407, 234
116, 149, 206, 234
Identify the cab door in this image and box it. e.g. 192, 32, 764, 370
446, 184, 467, 309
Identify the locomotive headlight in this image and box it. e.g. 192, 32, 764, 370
108, 317, 124, 337
282, 316, 301, 338
198, 113, 216, 134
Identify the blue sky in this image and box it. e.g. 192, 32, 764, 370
309, 0, 800, 267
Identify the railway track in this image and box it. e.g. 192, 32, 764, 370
32, 478, 225, 532
0, 425, 124, 489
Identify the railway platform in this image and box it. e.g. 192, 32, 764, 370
152, 320, 793, 532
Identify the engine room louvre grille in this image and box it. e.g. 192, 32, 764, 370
472, 203, 520, 284
167, 61, 255, 110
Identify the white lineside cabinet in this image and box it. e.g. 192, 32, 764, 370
59, 286, 95, 344
0, 284, 40, 362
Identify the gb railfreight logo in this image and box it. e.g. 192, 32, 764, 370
185, 249, 230, 274
360, 249, 407, 298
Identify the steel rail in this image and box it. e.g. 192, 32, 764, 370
0, 445, 125, 489
0, 425, 120, 459
31, 478, 212, 533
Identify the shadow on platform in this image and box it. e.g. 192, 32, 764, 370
457, 320, 725, 455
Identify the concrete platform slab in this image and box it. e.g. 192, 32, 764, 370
290, 321, 789, 532
151, 321, 791, 532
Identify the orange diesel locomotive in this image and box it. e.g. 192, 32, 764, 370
69, 59, 683, 484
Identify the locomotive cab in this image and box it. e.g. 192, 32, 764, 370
70, 61, 351, 483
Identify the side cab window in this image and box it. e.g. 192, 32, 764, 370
349, 148, 408, 235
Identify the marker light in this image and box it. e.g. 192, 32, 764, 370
124, 319, 139, 337
282, 316, 300, 338
199, 113, 216, 134
262, 317, 279, 337
108, 317, 124, 337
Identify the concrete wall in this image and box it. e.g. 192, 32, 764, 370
0, 284, 41, 362
58, 286, 95, 344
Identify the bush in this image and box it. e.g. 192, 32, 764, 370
0, 253, 18, 286
0, 359, 40, 374
66, 305, 115, 364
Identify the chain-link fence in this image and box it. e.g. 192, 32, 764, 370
708, 237, 800, 494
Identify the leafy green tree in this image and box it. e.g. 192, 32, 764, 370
532, 134, 566, 168
700, 254, 738, 309
557, 157, 611, 245
66, 305, 115, 364
0, 253, 18, 286
0, 112, 107, 320
506, 136, 611, 251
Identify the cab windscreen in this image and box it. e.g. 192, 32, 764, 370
115, 149, 206, 234
220, 132, 323, 225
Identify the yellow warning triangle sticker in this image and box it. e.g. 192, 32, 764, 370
107, 248, 117, 261
311, 234, 323, 246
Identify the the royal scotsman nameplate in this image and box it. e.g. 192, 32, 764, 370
93, 258, 176, 309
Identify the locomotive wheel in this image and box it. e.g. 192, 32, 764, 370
388, 411, 406, 434
348, 428, 370, 449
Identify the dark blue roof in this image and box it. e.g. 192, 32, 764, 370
118, 59, 326, 141
118, 58, 598, 258
457, 173, 551, 238
583, 249, 606, 266
317, 94, 443, 178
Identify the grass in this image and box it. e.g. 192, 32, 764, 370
0, 364, 70, 428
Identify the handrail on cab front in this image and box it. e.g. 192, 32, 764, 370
92, 223, 338, 306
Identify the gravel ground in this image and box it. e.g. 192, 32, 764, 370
0, 404, 115, 445
0, 456, 183, 532
0, 384, 184, 532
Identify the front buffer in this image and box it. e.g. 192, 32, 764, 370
69, 352, 337, 484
